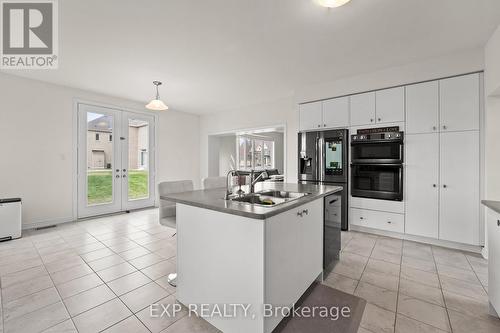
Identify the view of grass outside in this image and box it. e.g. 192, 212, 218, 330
87, 170, 149, 204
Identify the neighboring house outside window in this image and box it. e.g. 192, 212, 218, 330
236, 136, 274, 171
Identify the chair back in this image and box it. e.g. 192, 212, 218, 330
158, 180, 194, 223
202, 176, 226, 189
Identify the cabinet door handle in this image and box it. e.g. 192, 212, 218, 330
433, 184, 437, 188
297, 211, 303, 217
302, 209, 309, 215
497, 220, 500, 227
433, 126, 437, 131
317, 124, 321, 128
323, 124, 327, 127
359, 217, 364, 220
443, 184, 447, 188
370, 119, 374, 123
378, 118, 381, 122
387, 221, 392, 224
443, 125, 447, 130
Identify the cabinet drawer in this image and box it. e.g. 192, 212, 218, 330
350, 208, 404, 233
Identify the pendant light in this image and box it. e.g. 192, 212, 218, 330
316, 0, 352, 8
146, 81, 169, 111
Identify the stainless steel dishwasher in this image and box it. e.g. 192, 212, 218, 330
324, 192, 342, 275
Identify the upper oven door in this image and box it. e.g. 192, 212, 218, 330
351, 140, 403, 164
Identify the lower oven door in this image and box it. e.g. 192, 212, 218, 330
351, 164, 403, 201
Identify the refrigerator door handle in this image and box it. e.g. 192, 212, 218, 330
318, 136, 325, 183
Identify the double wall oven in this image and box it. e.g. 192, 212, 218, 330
350, 128, 404, 201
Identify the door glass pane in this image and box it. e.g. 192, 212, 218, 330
253, 140, 263, 169
263, 141, 273, 168
238, 137, 246, 169
87, 112, 113, 205
245, 139, 252, 168
128, 119, 149, 200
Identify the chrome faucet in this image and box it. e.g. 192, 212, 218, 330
250, 170, 269, 194
224, 169, 244, 200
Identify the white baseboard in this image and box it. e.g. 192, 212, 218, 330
350, 224, 483, 254
481, 246, 488, 260
22, 216, 75, 230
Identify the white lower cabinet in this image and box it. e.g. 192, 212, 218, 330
264, 199, 323, 331
350, 208, 404, 233
405, 133, 439, 238
487, 208, 500, 314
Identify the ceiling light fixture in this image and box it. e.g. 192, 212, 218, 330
146, 81, 169, 111
315, 0, 352, 8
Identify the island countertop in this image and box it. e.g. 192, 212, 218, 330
482, 200, 500, 215
160, 182, 343, 220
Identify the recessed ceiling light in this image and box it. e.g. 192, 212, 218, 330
315, 0, 352, 8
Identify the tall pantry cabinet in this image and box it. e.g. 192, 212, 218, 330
405, 73, 481, 245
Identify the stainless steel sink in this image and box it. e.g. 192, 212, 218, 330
227, 191, 310, 207
255, 190, 310, 199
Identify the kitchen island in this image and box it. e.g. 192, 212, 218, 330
161, 183, 342, 333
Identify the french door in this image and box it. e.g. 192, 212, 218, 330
77, 103, 155, 218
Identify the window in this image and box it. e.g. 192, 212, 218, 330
95, 133, 100, 141
109, 134, 112, 142
237, 136, 275, 171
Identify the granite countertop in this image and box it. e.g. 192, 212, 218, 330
160, 182, 343, 220
482, 200, 500, 215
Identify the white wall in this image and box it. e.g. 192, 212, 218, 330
485, 26, 500, 200
0, 73, 200, 228
200, 48, 485, 182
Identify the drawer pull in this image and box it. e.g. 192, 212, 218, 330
387, 221, 392, 224
359, 217, 364, 220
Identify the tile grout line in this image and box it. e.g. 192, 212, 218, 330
430, 245, 454, 333
464, 255, 488, 295
392, 238, 404, 333
31, 238, 79, 333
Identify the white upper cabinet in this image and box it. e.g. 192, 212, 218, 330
322, 97, 349, 129
406, 81, 439, 134
439, 73, 480, 132
405, 133, 440, 239
350, 92, 376, 126
375, 87, 405, 124
439, 131, 480, 245
299, 101, 322, 131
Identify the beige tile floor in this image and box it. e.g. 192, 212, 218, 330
0, 209, 498, 333
327, 231, 500, 333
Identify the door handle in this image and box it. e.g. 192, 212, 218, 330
443, 184, 447, 188
116, 169, 119, 173
433, 184, 437, 188
115, 175, 120, 178
123, 169, 126, 172
122, 175, 127, 178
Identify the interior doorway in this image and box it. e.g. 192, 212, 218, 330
208, 126, 285, 177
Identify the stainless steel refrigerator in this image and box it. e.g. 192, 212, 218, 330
298, 129, 348, 274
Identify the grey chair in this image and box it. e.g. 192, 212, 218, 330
157, 180, 194, 287
202, 176, 226, 189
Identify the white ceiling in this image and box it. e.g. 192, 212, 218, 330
3, 0, 500, 114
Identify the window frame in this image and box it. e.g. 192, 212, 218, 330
236, 135, 275, 171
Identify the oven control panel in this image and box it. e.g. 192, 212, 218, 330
351, 131, 403, 142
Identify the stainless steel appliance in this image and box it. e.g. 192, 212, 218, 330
298, 129, 348, 231
351, 129, 404, 201
324, 192, 342, 275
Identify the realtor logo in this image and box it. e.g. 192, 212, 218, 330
1, 0, 58, 69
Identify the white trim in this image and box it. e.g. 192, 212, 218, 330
350, 224, 483, 254
23, 216, 74, 231
208, 123, 287, 178
72, 98, 160, 219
